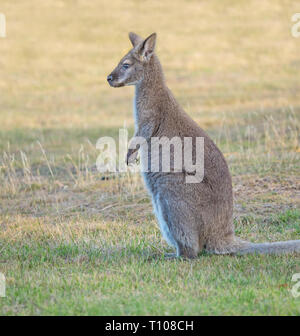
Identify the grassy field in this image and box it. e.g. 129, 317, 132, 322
0, 0, 299, 315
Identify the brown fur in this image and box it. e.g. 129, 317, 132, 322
107, 32, 300, 258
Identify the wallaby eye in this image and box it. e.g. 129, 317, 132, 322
122, 63, 130, 70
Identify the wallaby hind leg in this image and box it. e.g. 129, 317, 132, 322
153, 193, 202, 259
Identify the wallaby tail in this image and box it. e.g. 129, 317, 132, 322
208, 237, 300, 255
235, 239, 300, 255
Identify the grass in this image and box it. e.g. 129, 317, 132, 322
0, 0, 299, 315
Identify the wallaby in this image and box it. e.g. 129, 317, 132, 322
107, 32, 300, 258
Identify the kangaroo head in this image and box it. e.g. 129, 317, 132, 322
107, 32, 157, 87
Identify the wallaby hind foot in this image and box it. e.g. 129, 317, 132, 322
163, 253, 177, 259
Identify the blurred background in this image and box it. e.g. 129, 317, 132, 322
1, 1, 299, 143
0, 0, 299, 315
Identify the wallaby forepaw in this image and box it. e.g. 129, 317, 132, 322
126, 149, 139, 165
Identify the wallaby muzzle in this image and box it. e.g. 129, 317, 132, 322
107, 72, 124, 87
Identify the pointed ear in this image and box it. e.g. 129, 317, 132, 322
129, 32, 143, 47
137, 33, 157, 62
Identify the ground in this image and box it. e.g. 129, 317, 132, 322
0, 0, 299, 315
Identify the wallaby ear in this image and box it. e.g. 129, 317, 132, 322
129, 32, 143, 47
137, 33, 157, 62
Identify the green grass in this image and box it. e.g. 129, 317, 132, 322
0, 207, 299, 315
1, 212, 299, 315
0, 0, 299, 315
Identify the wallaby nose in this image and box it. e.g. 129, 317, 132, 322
107, 74, 113, 82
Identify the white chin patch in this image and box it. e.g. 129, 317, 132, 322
126, 81, 138, 86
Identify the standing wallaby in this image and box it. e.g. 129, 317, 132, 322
107, 32, 300, 258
